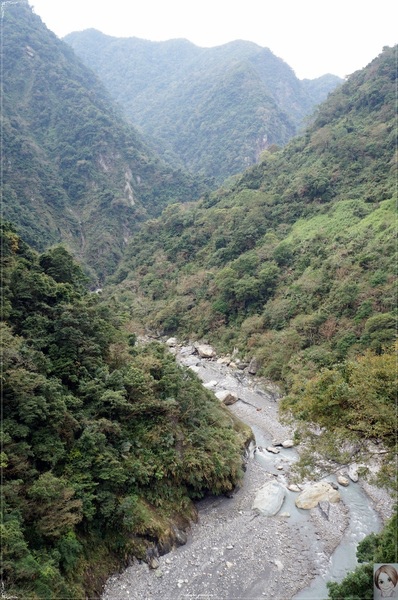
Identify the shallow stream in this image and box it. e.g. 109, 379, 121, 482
102, 349, 385, 600
187, 355, 383, 598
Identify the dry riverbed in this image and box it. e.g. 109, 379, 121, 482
102, 346, 393, 600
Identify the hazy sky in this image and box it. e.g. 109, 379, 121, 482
25, 0, 398, 79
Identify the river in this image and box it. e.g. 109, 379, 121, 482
102, 346, 391, 600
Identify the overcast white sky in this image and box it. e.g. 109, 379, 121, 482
27, 0, 397, 79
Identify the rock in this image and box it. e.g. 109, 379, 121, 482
287, 484, 301, 492
295, 482, 341, 509
172, 525, 188, 547
180, 345, 196, 355
282, 440, 294, 448
148, 557, 160, 569
272, 439, 283, 446
180, 355, 200, 367
274, 559, 284, 571
248, 357, 260, 375
237, 362, 248, 370
337, 474, 350, 487
194, 343, 216, 358
217, 357, 231, 365
348, 464, 359, 482
266, 446, 280, 454
215, 390, 238, 405
188, 365, 200, 373
203, 380, 218, 389
279, 512, 291, 518
252, 480, 286, 516
166, 337, 178, 347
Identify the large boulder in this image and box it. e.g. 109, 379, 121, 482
348, 463, 359, 482
252, 481, 286, 516
215, 390, 238, 405
295, 482, 341, 509
337, 474, 350, 487
194, 343, 216, 358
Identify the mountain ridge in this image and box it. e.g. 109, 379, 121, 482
109, 43, 397, 385
1, 2, 207, 280
64, 29, 343, 182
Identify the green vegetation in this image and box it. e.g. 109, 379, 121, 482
65, 30, 342, 183
1, 223, 250, 599
2, 4, 396, 597
327, 504, 397, 599
1, 2, 207, 280
107, 44, 397, 482
281, 346, 397, 486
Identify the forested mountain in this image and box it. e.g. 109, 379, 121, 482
109, 44, 397, 478
64, 29, 343, 183
2, 3, 396, 597
1, 222, 250, 598
1, 1, 206, 281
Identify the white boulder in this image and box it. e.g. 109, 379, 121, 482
252, 481, 286, 517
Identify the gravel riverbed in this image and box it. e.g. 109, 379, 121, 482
102, 350, 393, 600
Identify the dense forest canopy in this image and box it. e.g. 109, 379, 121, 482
1, 3, 396, 598
1, 1, 207, 280
1, 222, 251, 599
108, 43, 397, 482
65, 29, 342, 183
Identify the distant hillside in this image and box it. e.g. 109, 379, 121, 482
64, 30, 343, 183
1, 2, 206, 280
109, 43, 397, 385
107, 43, 397, 487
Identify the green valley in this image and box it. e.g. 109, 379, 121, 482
107, 43, 397, 486
1, 2, 396, 598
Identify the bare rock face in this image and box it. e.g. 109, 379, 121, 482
252, 480, 286, 516
295, 482, 341, 509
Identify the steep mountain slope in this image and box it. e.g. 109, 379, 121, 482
107, 43, 397, 487
110, 43, 397, 387
1, 223, 250, 599
1, 2, 206, 280
64, 30, 343, 183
